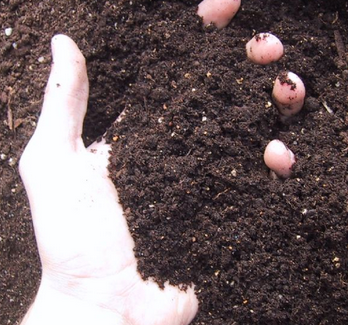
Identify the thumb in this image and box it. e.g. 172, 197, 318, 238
20, 34, 89, 186
33, 34, 89, 151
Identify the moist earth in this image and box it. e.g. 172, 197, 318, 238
1, 1, 348, 324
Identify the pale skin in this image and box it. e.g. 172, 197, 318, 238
19, 35, 198, 325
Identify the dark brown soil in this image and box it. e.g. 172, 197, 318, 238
1, 1, 348, 324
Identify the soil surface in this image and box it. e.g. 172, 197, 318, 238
1, 1, 348, 324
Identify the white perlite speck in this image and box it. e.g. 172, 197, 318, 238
5, 27, 13, 36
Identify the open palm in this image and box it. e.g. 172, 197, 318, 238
19, 35, 198, 325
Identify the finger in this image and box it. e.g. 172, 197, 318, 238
129, 279, 199, 325
162, 283, 198, 325
34, 34, 89, 151
19, 34, 88, 198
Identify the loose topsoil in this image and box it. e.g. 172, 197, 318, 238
1, 1, 348, 324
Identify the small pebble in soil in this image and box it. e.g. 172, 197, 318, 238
4, 27, 13, 36
264, 139, 296, 178
342, 70, 348, 80
272, 71, 306, 117
197, 0, 241, 29
246, 32, 284, 65
8, 157, 16, 167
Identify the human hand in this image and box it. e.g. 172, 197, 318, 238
19, 35, 198, 325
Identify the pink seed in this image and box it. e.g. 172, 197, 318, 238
272, 71, 306, 117
264, 140, 296, 178
246, 33, 284, 65
197, 0, 241, 29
